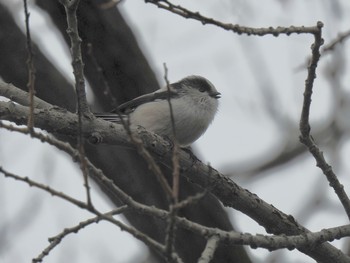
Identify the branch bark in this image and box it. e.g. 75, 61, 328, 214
1, 85, 349, 263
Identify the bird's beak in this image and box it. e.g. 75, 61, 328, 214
211, 92, 221, 99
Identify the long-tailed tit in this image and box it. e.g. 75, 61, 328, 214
96, 75, 220, 146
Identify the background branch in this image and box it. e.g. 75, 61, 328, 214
22, 0, 36, 131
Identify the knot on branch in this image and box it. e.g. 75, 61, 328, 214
89, 132, 103, 144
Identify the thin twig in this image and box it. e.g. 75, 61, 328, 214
0, 166, 87, 209
115, 95, 173, 200
60, 0, 89, 113
123, 123, 173, 199
0, 165, 183, 262
299, 22, 350, 221
87, 43, 118, 109
174, 191, 207, 210
295, 28, 350, 71
145, 0, 321, 36
164, 204, 178, 262
22, 0, 36, 132
106, 67, 173, 199
198, 235, 220, 263
60, 0, 92, 207
322, 29, 350, 53
32, 206, 128, 263
163, 64, 180, 202
3, 157, 350, 254
162, 64, 180, 260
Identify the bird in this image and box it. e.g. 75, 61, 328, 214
95, 75, 220, 147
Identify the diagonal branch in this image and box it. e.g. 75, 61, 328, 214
33, 206, 128, 263
0, 92, 349, 262
197, 235, 220, 263
2, 159, 350, 257
0, 166, 183, 263
322, 29, 350, 53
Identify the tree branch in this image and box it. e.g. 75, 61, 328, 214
322, 29, 350, 53
145, 0, 321, 36
0, 166, 184, 263
0, 85, 349, 262
22, 0, 36, 131
2, 163, 350, 258
60, 0, 92, 207
33, 206, 128, 262
198, 235, 220, 263
298, 22, 350, 221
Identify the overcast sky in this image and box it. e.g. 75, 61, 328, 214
1, 1, 350, 262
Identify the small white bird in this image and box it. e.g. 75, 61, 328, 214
96, 75, 220, 146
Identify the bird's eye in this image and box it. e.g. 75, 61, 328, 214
199, 87, 206, 93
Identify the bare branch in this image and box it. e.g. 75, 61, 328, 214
0, 86, 349, 262
60, 0, 92, 207
0, 166, 87, 209
0, 165, 184, 262
162, 65, 181, 260
60, 0, 89, 114
32, 206, 129, 263
181, 219, 350, 252
165, 205, 178, 262
174, 190, 207, 210
145, 0, 321, 36
299, 22, 324, 135
322, 29, 350, 53
298, 23, 350, 220
198, 235, 220, 263
87, 43, 118, 109
3, 152, 350, 257
0, 81, 51, 109
163, 63, 180, 203
22, 0, 36, 131
124, 122, 174, 199
2, 118, 350, 262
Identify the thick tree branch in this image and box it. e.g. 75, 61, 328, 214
0, 85, 349, 262
0, 81, 51, 109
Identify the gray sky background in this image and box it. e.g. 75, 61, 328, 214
1, 1, 350, 262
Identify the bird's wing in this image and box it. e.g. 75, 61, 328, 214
116, 89, 178, 113
94, 113, 124, 123
95, 89, 178, 122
